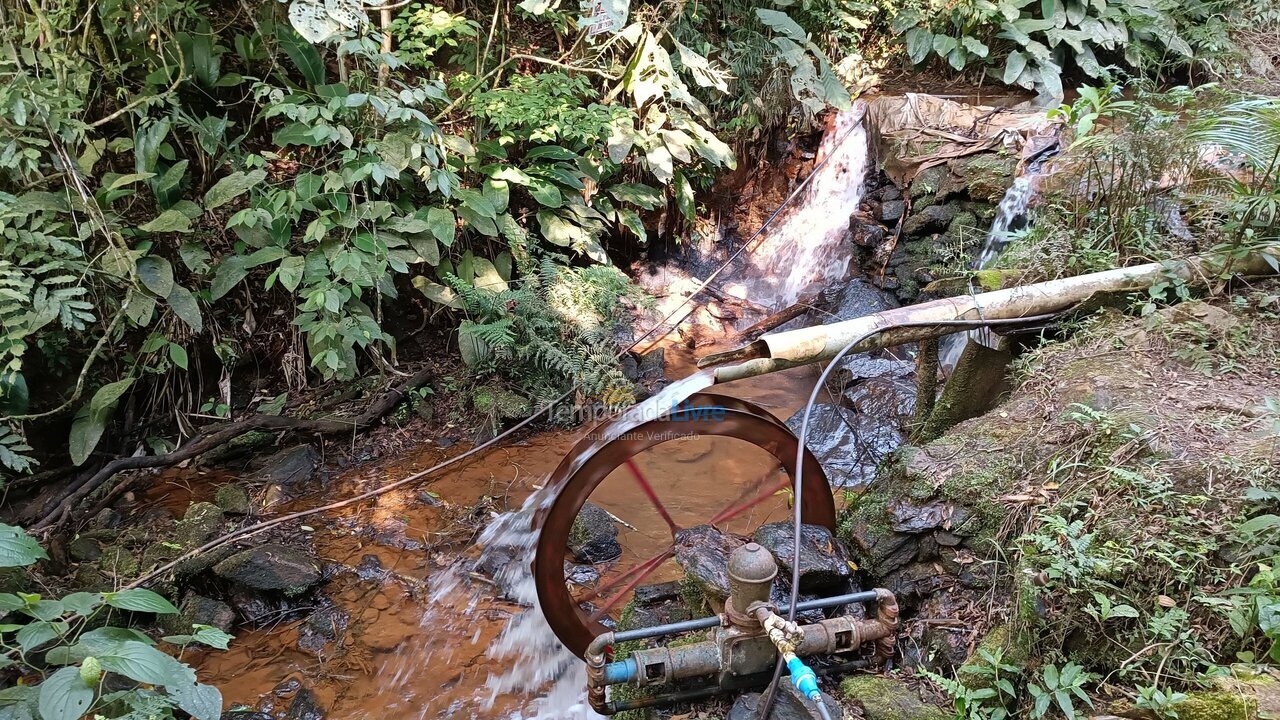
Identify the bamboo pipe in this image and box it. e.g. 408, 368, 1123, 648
703, 249, 1280, 384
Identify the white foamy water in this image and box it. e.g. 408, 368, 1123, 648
747, 102, 871, 310
939, 175, 1037, 368
377, 372, 719, 719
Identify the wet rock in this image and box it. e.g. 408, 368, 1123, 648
169, 592, 236, 633
883, 184, 903, 201
221, 713, 273, 720
256, 445, 320, 486
845, 523, 917, 580
175, 502, 226, 548
566, 564, 600, 586
911, 166, 949, 199
786, 405, 904, 487
753, 523, 852, 592
69, 535, 103, 562
812, 280, 898, 325
889, 499, 975, 535
730, 684, 845, 720
285, 688, 327, 720
355, 554, 385, 581
636, 347, 665, 382
298, 605, 349, 655
836, 354, 914, 384
840, 675, 950, 720
227, 589, 299, 626
878, 199, 905, 223
845, 377, 917, 422
213, 544, 323, 596
948, 154, 1018, 204
633, 580, 681, 605
904, 204, 959, 236
769, 578, 826, 625
90, 508, 121, 529
674, 524, 743, 601
569, 502, 622, 563
850, 221, 887, 248
215, 484, 252, 515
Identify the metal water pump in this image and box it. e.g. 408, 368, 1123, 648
584, 542, 899, 715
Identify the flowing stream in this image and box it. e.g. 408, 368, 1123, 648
939, 175, 1037, 369
738, 103, 871, 310
195, 109, 881, 720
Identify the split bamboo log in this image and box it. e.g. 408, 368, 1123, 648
704, 249, 1280, 384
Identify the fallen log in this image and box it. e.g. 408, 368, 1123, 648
703, 249, 1280, 383
31, 366, 433, 532
734, 293, 819, 340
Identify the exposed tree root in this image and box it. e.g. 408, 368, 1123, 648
31, 366, 433, 533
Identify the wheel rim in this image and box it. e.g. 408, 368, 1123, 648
534, 392, 835, 658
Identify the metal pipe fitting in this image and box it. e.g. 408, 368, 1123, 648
585, 632, 614, 714
872, 587, 899, 663
727, 543, 777, 627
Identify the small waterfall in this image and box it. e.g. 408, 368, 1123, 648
745, 103, 871, 309
939, 175, 1037, 369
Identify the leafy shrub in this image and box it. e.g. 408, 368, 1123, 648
388, 3, 479, 69
0, 523, 227, 720
892, 0, 1241, 97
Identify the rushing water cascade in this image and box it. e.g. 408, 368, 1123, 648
939, 175, 1037, 368
743, 103, 871, 310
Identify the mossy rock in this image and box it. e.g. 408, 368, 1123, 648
840, 675, 951, 720
955, 625, 1029, 689
215, 484, 252, 515
949, 154, 1018, 204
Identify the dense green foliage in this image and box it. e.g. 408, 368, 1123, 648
0, 523, 228, 720
0, 0, 856, 480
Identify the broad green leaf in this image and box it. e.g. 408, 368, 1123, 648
136, 256, 175, 297
755, 9, 806, 40
78, 627, 154, 649
16, 621, 65, 651
277, 256, 305, 292
107, 172, 155, 191
171, 681, 222, 720
426, 207, 456, 246
104, 589, 179, 615
904, 27, 934, 64
156, 160, 189, 194
69, 379, 135, 466
471, 258, 508, 293
1003, 50, 1028, 84
608, 183, 663, 210
617, 208, 647, 241
528, 179, 563, 209
962, 36, 989, 57
674, 42, 728, 92
37, 667, 92, 720
191, 625, 234, 650
60, 592, 102, 617
411, 277, 462, 309
0, 524, 46, 568
932, 33, 958, 57
204, 170, 267, 210
245, 246, 289, 268
168, 343, 189, 370
166, 284, 203, 333
98, 640, 191, 686
408, 235, 439, 266
210, 256, 249, 300
140, 209, 192, 234
277, 27, 326, 87
524, 146, 579, 161
644, 144, 674, 184
674, 172, 695, 221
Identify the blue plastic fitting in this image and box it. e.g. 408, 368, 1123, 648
786, 655, 820, 701
603, 658, 638, 685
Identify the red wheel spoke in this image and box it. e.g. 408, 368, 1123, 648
708, 473, 791, 527
625, 458, 680, 536
588, 549, 675, 621
579, 548, 673, 604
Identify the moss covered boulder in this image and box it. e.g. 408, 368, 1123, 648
840, 675, 950, 720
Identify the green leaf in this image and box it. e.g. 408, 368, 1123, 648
528, 179, 563, 208
755, 8, 806, 40
932, 34, 958, 57
0, 524, 46, 568
166, 285, 203, 333
191, 625, 234, 650
204, 170, 267, 210
616, 208, 647, 241
168, 343, 188, 370
69, 379, 135, 467
104, 589, 179, 614
277, 27, 326, 87
411, 277, 462, 309
136, 257, 175, 297
140, 209, 192, 234
60, 592, 102, 617
107, 172, 155, 191
962, 36, 989, 57
156, 159, 189, 195
904, 27, 934, 64
1003, 51, 1028, 84
277, 256, 305, 292
245, 246, 289, 269
426, 207, 456, 246
608, 183, 663, 210
524, 145, 579, 161
210, 256, 249, 300
98, 640, 192, 686
16, 621, 65, 651
471, 258, 508, 293
171, 681, 222, 720
37, 667, 93, 720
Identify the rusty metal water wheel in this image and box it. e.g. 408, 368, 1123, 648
534, 392, 836, 658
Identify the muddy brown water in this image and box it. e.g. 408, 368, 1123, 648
187, 337, 826, 719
